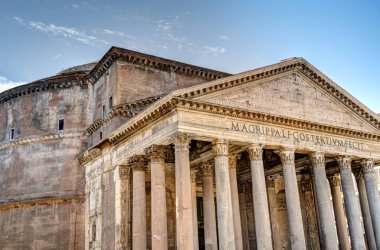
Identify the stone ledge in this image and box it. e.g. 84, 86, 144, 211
0, 132, 84, 150
0, 196, 85, 211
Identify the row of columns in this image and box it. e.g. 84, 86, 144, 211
128, 133, 380, 250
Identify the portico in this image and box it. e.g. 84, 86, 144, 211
79, 57, 380, 249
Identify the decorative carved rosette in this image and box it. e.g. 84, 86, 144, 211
212, 139, 229, 156
309, 152, 325, 169
145, 144, 166, 162
336, 156, 352, 170
228, 153, 241, 169
328, 175, 341, 186
361, 159, 375, 174
247, 144, 263, 161
169, 132, 193, 151
128, 155, 147, 171
275, 148, 295, 165
190, 169, 198, 183
199, 162, 214, 177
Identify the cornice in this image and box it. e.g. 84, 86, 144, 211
0, 196, 84, 211
0, 132, 84, 151
101, 96, 380, 159
0, 73, 86, 104
85, 95, 164, 135
84, 46, 230, 86
176, 59, 380, 133
78, 148, 102, 166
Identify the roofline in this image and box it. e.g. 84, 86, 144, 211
0, 46, 231, 104
84, 46, 231, 85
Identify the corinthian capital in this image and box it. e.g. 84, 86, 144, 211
247, 144, 263, 161
275, 148, 295, 165
200, 162, 214, 177
212, 139, 229, 156
169, 132, 193, 151
336, 156, 352, 170
228, 153, 241, 169
191, 169, 198, 183
128, 155, 147, 171
328, 175, 341, 186
145, 145, 166, 161
309, 152, 325, 169
361, 158, 375, 173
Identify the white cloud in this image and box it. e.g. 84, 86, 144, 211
13, 16, 109, 46
219, 35, 230, 41
52, 53, 62, 59
0, 75, 26, 93
72, 4, 79, 9
202, 46, 227, 56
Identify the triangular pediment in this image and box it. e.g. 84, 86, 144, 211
173, 58, 380, 134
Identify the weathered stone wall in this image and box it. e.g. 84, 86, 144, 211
0, 84, 88, 249
116, 60, 208, 104
0, 200, 84, 249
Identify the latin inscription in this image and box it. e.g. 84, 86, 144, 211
231, 122, 364, 150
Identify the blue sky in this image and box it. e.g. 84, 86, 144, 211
0, 0, 379, 113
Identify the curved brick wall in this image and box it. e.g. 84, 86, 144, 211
0, 79, 88, 249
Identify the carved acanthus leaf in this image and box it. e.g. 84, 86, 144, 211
212, 139, 229, 156
361, 159, 375, 173
247, 144, 263, 161
309, 152, 325, 169
128, 155, 147, 171
169, 132, 193, 151
336, 156, 352, 170
200, 162, 214, 177
275, 149, 295, 165
228, 153, 241, 169
145, 145, 166, 161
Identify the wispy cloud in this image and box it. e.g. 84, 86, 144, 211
0, 75, 26, 93
13, 16, 109, 46
202, 46, 227, 56
102, 29, 136, 40
72, 4, 79, 9
219, 35, 230, 41
52, 53, 62, 59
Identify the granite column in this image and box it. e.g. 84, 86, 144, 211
276, 148, 306, 249
213, 139, 236, 249
337, 156, 366, 250
247, 144, 273, 249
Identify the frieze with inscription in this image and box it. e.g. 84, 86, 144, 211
230, 122, 364, 151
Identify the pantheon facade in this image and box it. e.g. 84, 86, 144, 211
1, 47, 380, 249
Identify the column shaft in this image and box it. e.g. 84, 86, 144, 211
170, 133, 194, 250
276, 149, 306, 249
362, 159, 380, 249
310, 152, 339, 249
131, 156, 147, 250
329, 175, 351, 250
229, 154, 244, 250
213, 139, 236, 249
248, 145, 273, 249
355, 171, 376, 249
146, 145, 168, 250
191, 170, 199, 250
238, 183, 250, 250
201, 163, 218, 250
337, 156, 366, 250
